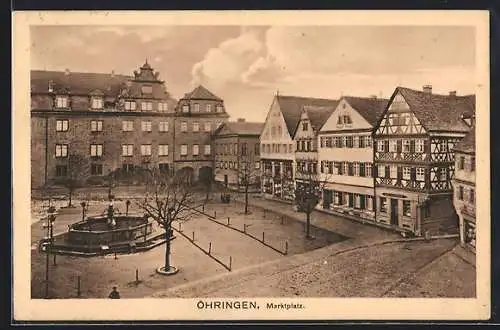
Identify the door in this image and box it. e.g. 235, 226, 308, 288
390, 199, 399, 226
224, 175, 228, 187
323, 190, 332, 209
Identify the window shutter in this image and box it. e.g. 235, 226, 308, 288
397, 166, 403, 180
397, 140, 402, 153
348, 163, 353, 176
373, 165, 378, 177
385, 166, 390, 178
385, 140, 389, 151
360, 195, 366, 210
338, 162, 343, 175
359, 163, 365, 177
410, 140, 415, 153
411, 168, 416, 181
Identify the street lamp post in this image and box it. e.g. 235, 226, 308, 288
44, 205, 57, 298
80, 201, 86, 221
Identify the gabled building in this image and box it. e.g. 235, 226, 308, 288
31, 61, 178, 188
294, 104, 336, 187
452, 124, 476, 251
373, 85, 475, 236
213, 119, 264, 190
173, 85, 229, 182
318, 96, 388, 220
259, 94, 338, 201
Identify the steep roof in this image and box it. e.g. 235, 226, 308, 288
214, 121, 264, 136
343, 96, 389, 126
396, 87, 475, 133
454, 125, 475, 154
302, 105, 336, 133
31, 70, 131, 96
276, 95, 339, 136
181, 85, 222, 101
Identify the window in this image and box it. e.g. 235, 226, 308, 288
255, 143, 260, 155
158, 102, 168, 112
389, 165, 397, 179
122, 164, 134, 172
91, 120, 103, 132
389, 140, 398, 152
416, 139, 425, 153
141, 101, 153, 111
365, 163, 373, 177
353, 136, 359, 148
204, 122, 211, 132
159, 121, 169, 132
343, 162, 349, 176
378, 165, 386, 178
346, 136, 354, 148
440, 168, 447, 181
403, 200, 411, 216
141, 121, 152, 132
55, 144, 68, 158
122, 144, 133, 156
302, 122, 309, 131
353, 163, 360, 176
255, 162, 260, 169
342, 136, 348, 148
193, 103, 200, 112
366, 196, 374, 211
378, 141, 385, 152
124, 101, 136, 111
354, 194, 361, 209
241, 143, 247, 156
216, 105, 223, 112
206, 104, 212, 112
91, 97, 103, 109
193, 145, 199, 156
343, 115, 352, 125
141, 85, 153, 94
55, 96, 68, 108
159, 163, 170, 173
380, 197, 387, 213
158, 144, 169, 156
180, 145, 188, 156
458, 186, 464, 200
181, 122, 188, 132
182, 105, 189, 113
403, 140, 411, 153
55, 165, 67, 177
458, 156, 465, 170
91, 164, 103, 176
288, 144, 293, 153
416, 168, 425, 181
204, 145, 211, 155
365, 136, 372, 148
56, 120, 68, 132
90, 144, 103, 157
439, 140, 447, 152
193, 122, 199, 132
230, 143, 235, 155
122, 121, 134, 131
470, 156, 476, 172
403, 167, 411, 180
469, 188, 475, 203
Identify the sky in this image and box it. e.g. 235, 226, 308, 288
31, 25, 476, 123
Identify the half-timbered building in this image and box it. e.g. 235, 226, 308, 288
373, 85, 475, 236
318, 96, 388, 220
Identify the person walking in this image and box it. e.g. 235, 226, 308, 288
108, 286, 121, 299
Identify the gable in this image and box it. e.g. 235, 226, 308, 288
293, 111, 315, 139
260, 97, 292, 142
320, 98, 372, 132
375, 92, 426, 135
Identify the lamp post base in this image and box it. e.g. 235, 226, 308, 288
156, 265, 179, 276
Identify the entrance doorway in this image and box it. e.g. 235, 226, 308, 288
390, 199, 399, 226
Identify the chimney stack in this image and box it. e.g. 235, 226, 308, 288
423, 85, 432, 94
449, 91, 457, 97
48, 80, 54, 93
111, 70, 115, 77
64, 68, 70, 76
237, 118, 245, 123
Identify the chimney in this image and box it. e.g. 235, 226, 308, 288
449, 91, 457, 97
48, 80, 54, 93
237, 118, 245, 123
111, 70, 115, 77
423, 85, 432, 94
64, 68, 70, 76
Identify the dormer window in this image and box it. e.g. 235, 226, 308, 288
216, 105, 224, 113
141, 101, 153, 111
302, 122, 309, 131
158, 102, 168, 112
141, 85, 153, 95
337, 115, 352, 126
124, 101, 136, 111
182, 105, 189, 113
91, 97, 103, 109
55, 96, 68, 108
206, 104, 212, 112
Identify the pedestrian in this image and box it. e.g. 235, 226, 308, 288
108, 286, 121, 299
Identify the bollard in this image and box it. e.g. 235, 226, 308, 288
192, 231, 195, 241
214, 211, 217, 218
114, 252, 118, 260
135, 269, 139, 283
243, 224, 247, 233
285, 241, 288, 255
202, 205, 205, 212
77, 276, 81, 297
262, 232, 265, 243
179, 223, 182, 232
208, 242, 212, 255
229, 256, 232, 271
227, 217, 230, 226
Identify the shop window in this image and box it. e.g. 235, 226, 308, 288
380, 197, 387, 213
403, 200, 411, 217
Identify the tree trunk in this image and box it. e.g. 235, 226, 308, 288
68, 188, 73, 207
306, 210, 311, 238
244, 183, 249, 214
165, 224, 171, 271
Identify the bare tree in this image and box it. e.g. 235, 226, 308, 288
294, 159, 329, 239
237, 152, 261, 215
136, 167, 199, 274
60, 153, 89, 207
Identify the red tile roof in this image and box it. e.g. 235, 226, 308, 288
215, 121, 264, 136
454, 125, 475, 153
181, 85, 223, 101
301, 105, 336, 133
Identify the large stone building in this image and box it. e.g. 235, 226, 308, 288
373, 85, 475, 236
30, 61, 228, 188
259, 94, 338, 202
452, 125, 476, 251
318, 96, 388, 221
213, 119, 263, 190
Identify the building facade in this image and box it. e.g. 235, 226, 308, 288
452, 126, 476, 251
213, 119, 263, 191
260, 94, 338, 202
373, 86, 475, 236
318, 96, 388, 221
31, 61, 228, 188
173, 85, 229, 183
